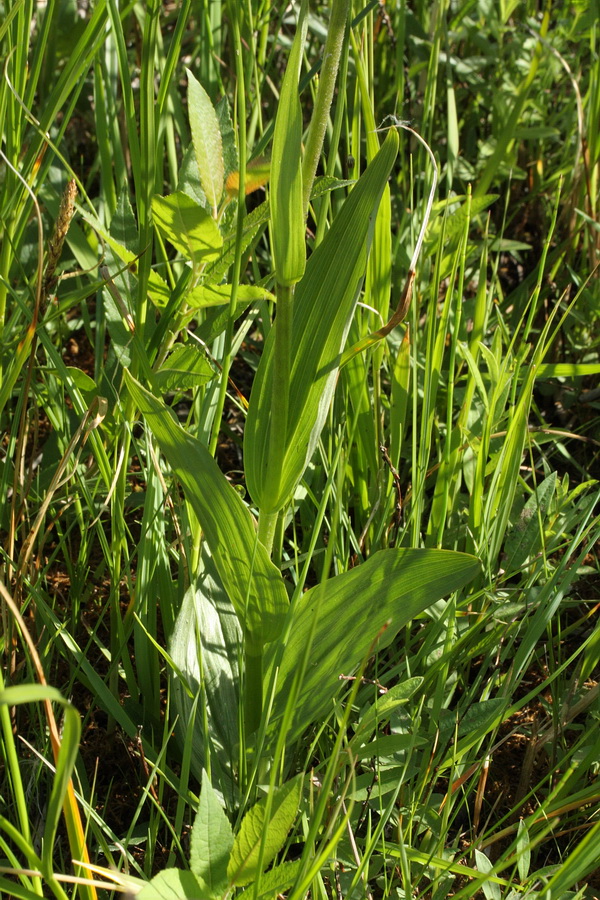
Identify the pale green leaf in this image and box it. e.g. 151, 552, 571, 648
516, 818, 531, 882
227, 776, 303, 886
153, 345, 216, 393
475, 849, 501, 900
236, 860, 301, 900
535, 362, 600, 377
190, 771, 234, 893
152, 193, 223, 266
187, 69, 224, 216
170, 551, 241, 796
186, 283, 275, 309
137, 869, 208, 900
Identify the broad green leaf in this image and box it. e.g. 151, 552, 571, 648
186, 283, 275, 309
270, 2, 307, 285
82, 213, 172, 310
236, 860, 301, 900
503, 472, 557, 574
137, 869, 208, 900
227, 775, 303, 886
125, 373, 288, 645
438, 698, 506, 743
245, 129, 399, 513
265, 548, 479, 744
190, 771, 234, 894
152, 193, 223, 266
153, 344, 216, 393
187, 69, 224, 216
215, 96, 238, 179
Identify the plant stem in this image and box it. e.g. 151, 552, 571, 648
243, 637, 263, 738
265, 281, 294, 510
301, 0, 351, 218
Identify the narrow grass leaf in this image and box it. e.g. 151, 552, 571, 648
227, 775, 303, 886
125, 373, 288, 645
190, 770, 234, 894
187, 69, 224, 216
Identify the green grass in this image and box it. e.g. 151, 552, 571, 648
1, 1, 599, 898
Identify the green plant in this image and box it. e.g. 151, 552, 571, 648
1, 1, 599, 898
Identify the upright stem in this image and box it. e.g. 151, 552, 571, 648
265, 282, 293, 508
243, 637, 263, 738
301, 0, 351, 218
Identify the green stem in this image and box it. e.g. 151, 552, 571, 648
265, 281, 294, 506
257, 509, 279, 556
243, 637, 263, 738
301, 0, 351, 218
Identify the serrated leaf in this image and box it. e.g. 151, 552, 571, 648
186, 283, 275, 309
311, 175, 355, 198
187, 69, 224, 216
153, 345, 216, 392
228, 776, 303, 886
236, 860, 302, 900
137, 868, 208, 900
152, 193, 223, 266
190, 770, 234, 893
215, 96, 238, 179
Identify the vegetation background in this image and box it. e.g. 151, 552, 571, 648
0, 1, 599, 898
